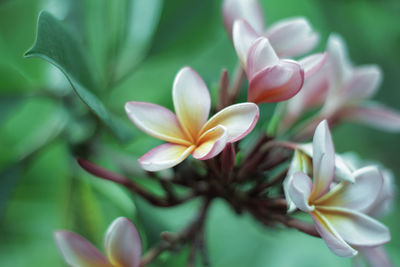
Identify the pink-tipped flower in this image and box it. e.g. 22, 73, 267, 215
55, 217, 142, 267
286, 34, 400, 136
223, 0, 319, 58
285, 120, 390, 257
125, 67, 259, 172
232, 20, 326, 104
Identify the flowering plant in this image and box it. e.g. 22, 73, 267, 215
14, 0, 400, 266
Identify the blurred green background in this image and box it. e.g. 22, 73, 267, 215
1, 0, 400, 266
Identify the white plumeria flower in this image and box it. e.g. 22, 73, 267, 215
232, 20, 326, 104
284, 141, 354, 213
55, 217, 142, 267
341, 153, 395, 267
286, 120, 390, 257
222, 0, 319, 58
125, 67, 259, 171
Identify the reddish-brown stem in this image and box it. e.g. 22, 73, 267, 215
77, 158, 197, 207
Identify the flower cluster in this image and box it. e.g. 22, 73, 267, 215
54, 0, 399, 266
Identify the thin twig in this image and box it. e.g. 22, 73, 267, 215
77, 158, 197, 207
139, 199, 213, 266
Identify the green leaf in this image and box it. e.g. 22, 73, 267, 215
25, 11, 133, 142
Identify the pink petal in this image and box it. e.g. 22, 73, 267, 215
125, 102, 190, 146
248, 60, 304, 103
246, 37, 279, 79
138, 143, 195, 171
192, 125, 228, 160
282, 68, 329, 130
310, 120, 335, 201
104, 217, 142, 267
265, 17, 319, 58
286, 172, 314, 212
358, 246, 393, 267
314, 166, 383, 212
201, 102, 259, 143
222, 0, 265, 38
311, 210, 358, 257
232, 19, 260, 68
299, 52, 327, 79
317, 207, 390, 247
339, 103, 400, 132
173, 67, 211, 142
326, 34, 352, 88
54, 231, 110, 267
342, 65, 382, 101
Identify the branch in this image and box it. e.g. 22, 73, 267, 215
77, 158, 197, 207
140, 198, 213, 266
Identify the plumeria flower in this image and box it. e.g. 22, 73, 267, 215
284, 34, 400, 137
279, 63, 330, 133
341, 153, 395, 267
285, 120, 390, 257
125, 67, 259, 171
223, 0, 319, 58
55, 217, 142, 267
283, 141, 354, 212
321, 34, 400, 132
232, 20, 326, 103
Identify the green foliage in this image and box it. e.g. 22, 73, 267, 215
25, 11, 133, 142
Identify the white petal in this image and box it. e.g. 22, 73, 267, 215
298, 143, 354, 183
173, 67, 211, 142
246, 37, 279, 79
315, 166, 383, 212
138, 143, 195, 171
233, 19, 260, 68
201, 102, 259, 143
310, 120, 335, 200
265, 17, 319, 58
222, 0, 265, 38
192, 125, 228, 160
125, 101, 190, 146
104, 217, 142, 267
368, 168, 395, 217
334, 155, 355, 183
286, 172, 314, 212
311, 210, 358, 257
54, 231, 110, 267
317, 207, 391, 247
